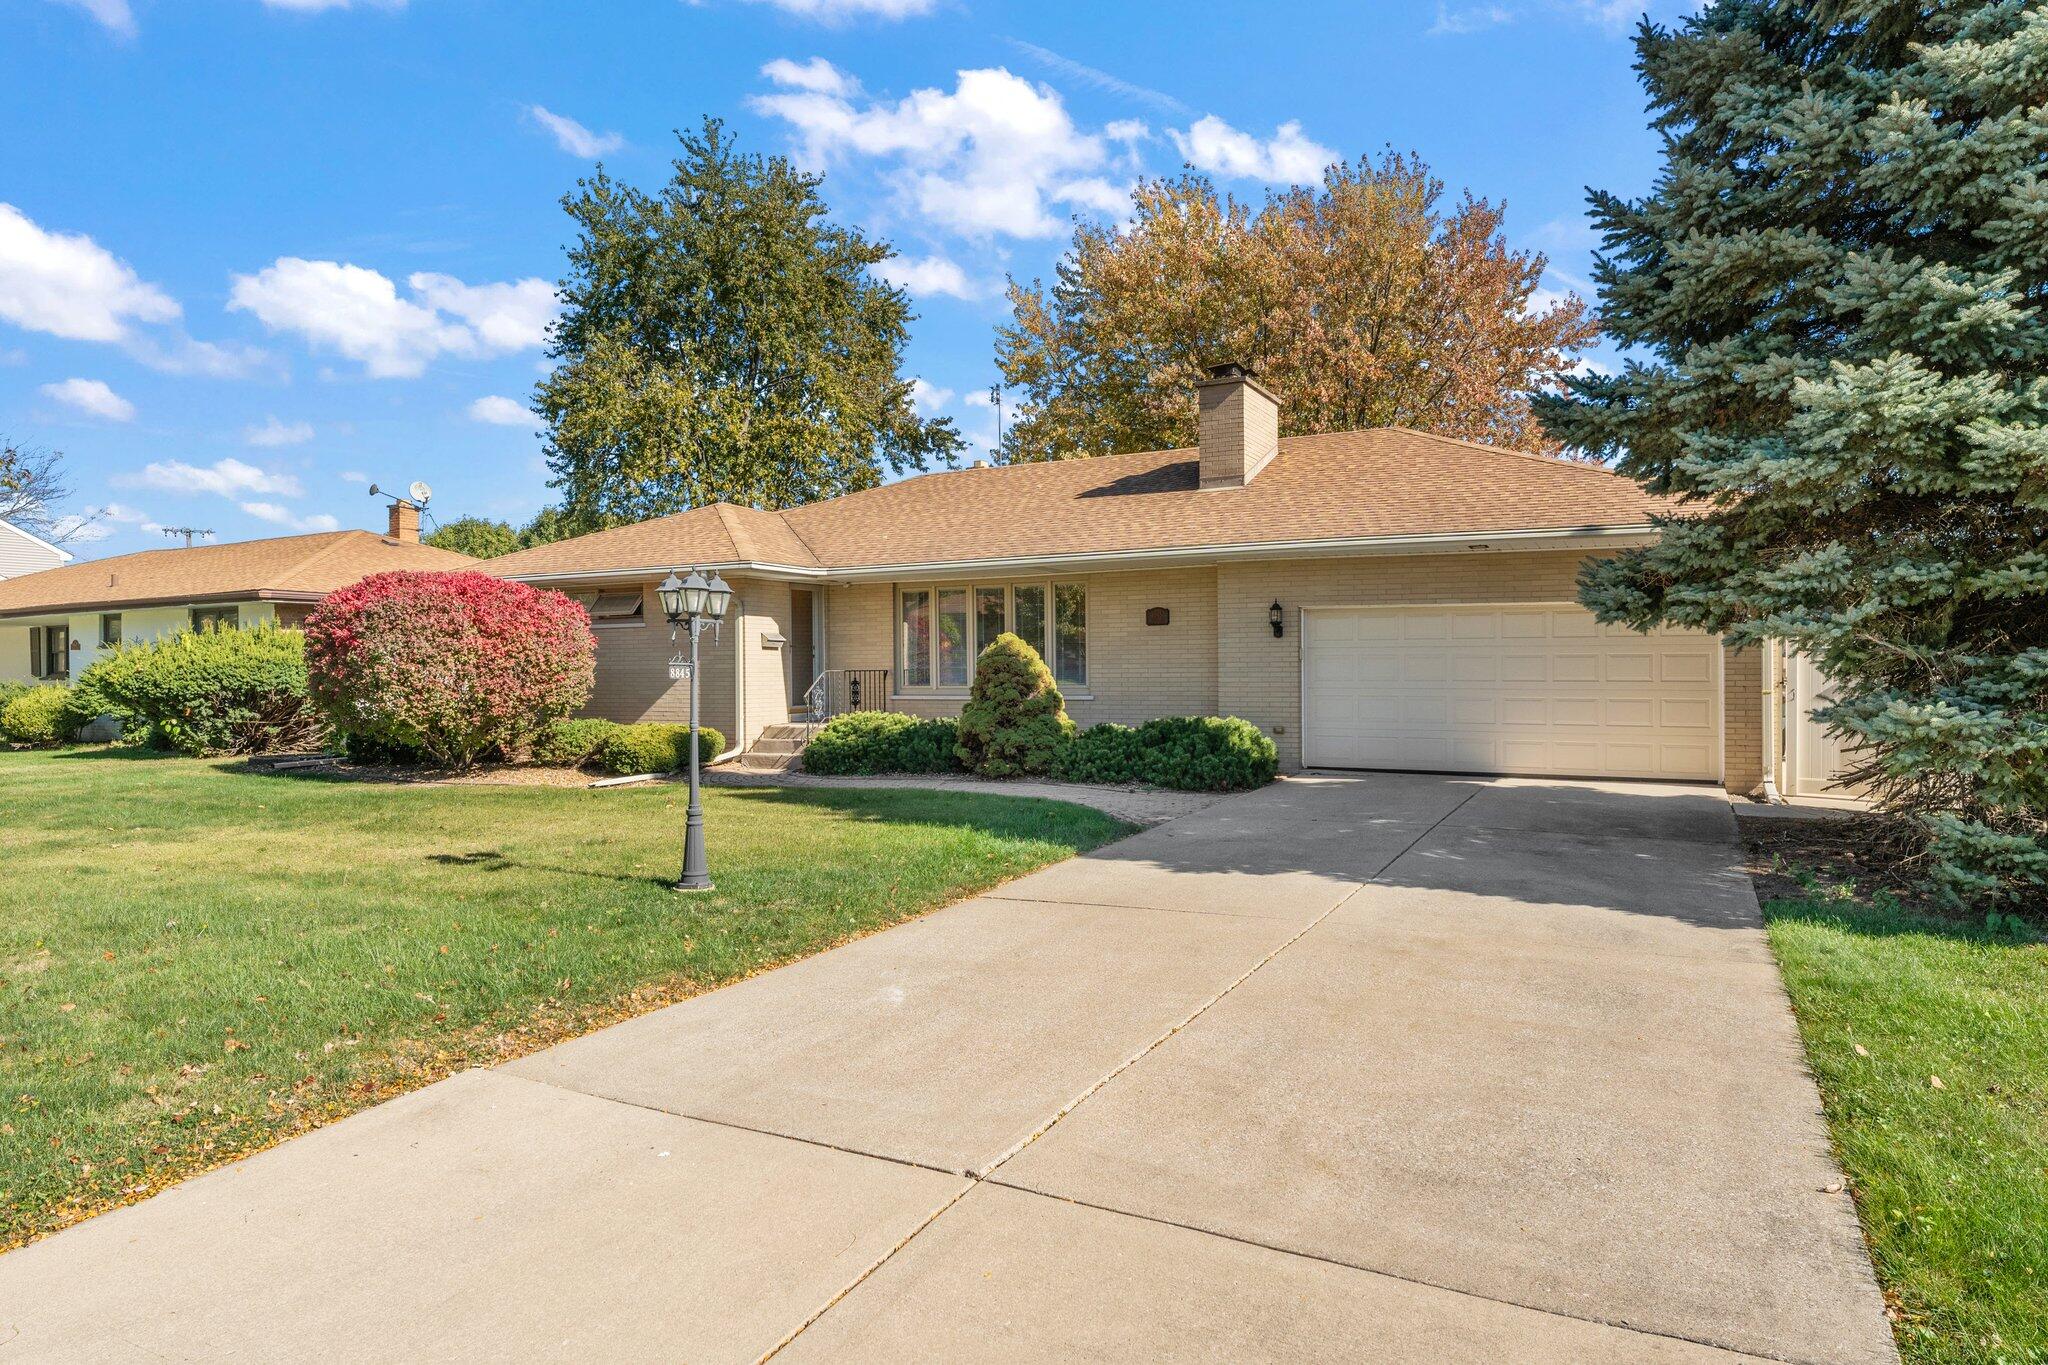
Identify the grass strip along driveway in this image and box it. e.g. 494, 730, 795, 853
1766, 891, 2048, 1364
0, 748, 1129, 1248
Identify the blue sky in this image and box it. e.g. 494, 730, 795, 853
1, 0, 1686, 561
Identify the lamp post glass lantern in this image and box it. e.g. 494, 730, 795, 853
663, 567, 732, 892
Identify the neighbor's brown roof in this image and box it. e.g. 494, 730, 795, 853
0, 530, 475, 619
487, 427, 1671, 580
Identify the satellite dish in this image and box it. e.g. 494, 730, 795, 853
408, 480, 433, 506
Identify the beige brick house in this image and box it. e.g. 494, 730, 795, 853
490, 365, 1766, 793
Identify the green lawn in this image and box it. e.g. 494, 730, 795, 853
1766, 890, 2048, 1363
0, 747, 1129, 1247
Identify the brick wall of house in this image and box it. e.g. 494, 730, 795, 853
781, 554, 1766, 792
1214, 550, 1762, 792
1722, 644, 1766, 796
580, 579, 739, 744
821, 568, 1218, 728
737, 577, 796, 748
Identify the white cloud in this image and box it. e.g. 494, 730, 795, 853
245, 415, 315, 447
1428, 2, 1516, 33
240, 501, 341, 532
1170, 116, 1336, 184
40, 377, 135, 422
408, 273, 557, 351
0, 205, 266, 373
55, 502, 153, 542
873, 253, 993, 301
339, 469, 370, 484
743, 0, 939, 21
909, 378, 953, 414
525, 105, 625, 158
752, 65, 1120, 239
118, 457, 303, 499
227, 258, 555, 378
51, 0, 136, 37
46, 513, 113, 543
467, 394, 536, 427
0, 203, 179, 343
760, 57, 859, 98
1005, 40, 1190, 117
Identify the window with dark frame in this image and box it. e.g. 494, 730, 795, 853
100, 613, 122, 647
31, 624, 70, 679
576, 590, 646, 626
190, 606, 239, 631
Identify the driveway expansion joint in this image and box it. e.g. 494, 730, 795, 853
767, 778, 1499, 1359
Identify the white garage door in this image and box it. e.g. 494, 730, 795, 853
1302, 604, 1721, 781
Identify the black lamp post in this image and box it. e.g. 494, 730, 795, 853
658, 567, 733, 892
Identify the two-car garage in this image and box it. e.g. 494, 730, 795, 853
1300, 603, 1723, 783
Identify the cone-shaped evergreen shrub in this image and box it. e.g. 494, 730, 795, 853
954, 632, 1073, 777
1539, 1, 2048, 906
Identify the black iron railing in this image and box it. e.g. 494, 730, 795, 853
801, 669, 891, 723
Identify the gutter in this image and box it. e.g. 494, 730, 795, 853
498, 524, 1661, 588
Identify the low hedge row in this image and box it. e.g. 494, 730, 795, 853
800, 711, 1277, 792
801, 711, 959, 775
531, 718, 726, 776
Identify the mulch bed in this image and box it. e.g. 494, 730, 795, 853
1739, 809, 1945, 914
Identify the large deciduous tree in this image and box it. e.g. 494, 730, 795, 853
1540, 2, 2048, 906
537, 118, 961, 531
423, 516, 519, 559
994, 156, 1598, 462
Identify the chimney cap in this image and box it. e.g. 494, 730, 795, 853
1202, 360, 1259, 383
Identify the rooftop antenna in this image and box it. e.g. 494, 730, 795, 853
989, 384, 1004, 461
162, 526, 213, 548
367, 481, 433, 510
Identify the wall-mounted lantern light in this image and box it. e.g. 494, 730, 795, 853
1269, 601, 1284, 638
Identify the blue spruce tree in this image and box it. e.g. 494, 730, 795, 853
1542, 0, 2048, 906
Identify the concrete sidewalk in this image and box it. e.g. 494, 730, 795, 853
0, 774, 1895, 1363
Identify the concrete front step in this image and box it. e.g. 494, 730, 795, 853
739, 752, 799, 772
757, 723, 814, 741
748, 737, 807, 757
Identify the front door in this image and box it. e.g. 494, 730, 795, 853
789, 589, 816, 709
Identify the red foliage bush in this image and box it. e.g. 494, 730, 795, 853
305, 570, 596, 768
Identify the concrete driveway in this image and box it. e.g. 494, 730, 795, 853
0, 774, 1895, 1364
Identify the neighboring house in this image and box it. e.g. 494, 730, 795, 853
491, 364, 1773, 794
0, 502, 471, 686
0, 519, 72, 581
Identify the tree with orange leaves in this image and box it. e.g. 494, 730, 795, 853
994, 154, 1597, 462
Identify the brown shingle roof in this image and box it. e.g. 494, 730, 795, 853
0, 530, 475, 619
488, 427, 1668, 580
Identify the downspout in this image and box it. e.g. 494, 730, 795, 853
1759, 639, 1786, 804
710, 592, 745, 765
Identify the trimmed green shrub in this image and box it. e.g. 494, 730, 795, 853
955, 633, 1073, 777
62, 656, 141, 740
0, 680, 35, 715
532, 717, 621, 767
86, 624, 320, 756
802, 712, 960, 775
1, 685, 75, 745
1132, 716, 1277, 791
1052, 717, 1276, 790
592, 723, 726, 776
1055, 723, 1147, 785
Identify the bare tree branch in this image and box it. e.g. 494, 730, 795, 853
0, 438, 77, 541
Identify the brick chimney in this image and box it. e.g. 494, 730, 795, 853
387, 499, 420, 544
1196, 361, 1280, 489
